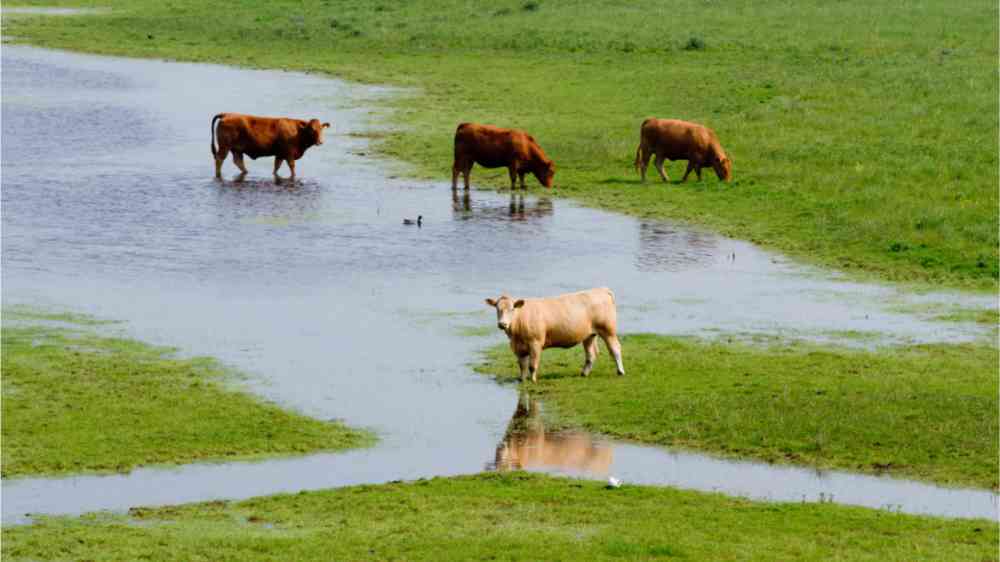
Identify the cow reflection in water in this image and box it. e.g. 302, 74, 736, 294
491, 394, 612, 476
452, 191, 554, 223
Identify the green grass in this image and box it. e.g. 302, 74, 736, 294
477, 335, 999, 490
4, 0, 997, 290
1, 323, 374, 477
3, 473, 996, 561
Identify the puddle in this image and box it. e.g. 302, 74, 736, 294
2, 46, 996, 524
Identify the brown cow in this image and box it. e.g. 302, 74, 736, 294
485, 288, 624, 383
634, 118, 731, 183
211, 113, 330, 179
452, 122, 555, 190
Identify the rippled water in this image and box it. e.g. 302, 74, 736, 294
2, 46, 996, 523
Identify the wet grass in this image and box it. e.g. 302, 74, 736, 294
3, 0, 997, 290
477, 335, 999, 490
1, 322, 374, 478
3, 472, 996, 561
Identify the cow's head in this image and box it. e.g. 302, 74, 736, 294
302, 119, 331, 146
485, 295, 525, 333
713, 155, 732, 182
534, 160, 556, 188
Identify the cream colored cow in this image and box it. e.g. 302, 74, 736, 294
485, 287, 624, 383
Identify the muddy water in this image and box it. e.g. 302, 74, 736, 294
2, 46, 996, 523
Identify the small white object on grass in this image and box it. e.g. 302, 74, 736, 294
606, 476, 622, 489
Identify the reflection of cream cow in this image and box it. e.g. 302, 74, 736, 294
493, 395, 612, 476
485, 288, 624, 383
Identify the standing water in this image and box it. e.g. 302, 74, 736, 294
2, 46, 996, 523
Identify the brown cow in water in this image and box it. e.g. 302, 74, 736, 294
211, 113, 330, 179
452, 122, 555, 190
634, 118, 731, 183
485, 288, 624, 383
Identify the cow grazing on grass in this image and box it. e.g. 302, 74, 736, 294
485, 288, 624, 383
211, 113, 330, 179
452, 122, 555, 190
634, 118, 731, 183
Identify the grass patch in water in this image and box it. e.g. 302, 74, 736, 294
2, 0, 996, 291
3, 305, 118, 326
3, 473, 996, 561
476, 335, 999, 489
1, 323, 374, 477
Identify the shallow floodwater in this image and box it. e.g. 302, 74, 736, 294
2, 47, 996, 523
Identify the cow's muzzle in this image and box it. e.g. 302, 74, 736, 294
498, 322, 509, 331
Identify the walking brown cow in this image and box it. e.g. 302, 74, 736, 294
211, 113, 330, 179
452, 122, 555, 190
634, 118, 732, 183
485, 288, 624, 383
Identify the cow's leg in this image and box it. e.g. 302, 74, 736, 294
287, 158, 297, 179
528, 343, 543, 383
232, 151, 248, 175
682, 161, 694, 182
517, 354, 530, 383
451, 163, 460, 190
517, 171, 527, 190
581, 334, 599, 377
640, 149, 652, 183
273, 158, 283, 176
600, 334, 625, 376
654, 156, 670, 183
507, 166, 517, 190
214, 146, 228, 178
463, 163, 472, 190
696, 165, 703, 181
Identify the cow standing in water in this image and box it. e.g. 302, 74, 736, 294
635, 118, 732, 183
211, 113, 330, 179
485, 288, 625, 383
452, 122, 556, 190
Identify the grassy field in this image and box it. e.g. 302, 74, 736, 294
3, 473, 996, 561
1, 320, 373, 477
477, 335, 998, 490
4, 0, 997, 290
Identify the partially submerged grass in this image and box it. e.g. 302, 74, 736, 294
1, 324, 374, 477
3, 0, 997, 290
3, 473, 996, 561
3, 305, 118, 326
477, 335, 999, 489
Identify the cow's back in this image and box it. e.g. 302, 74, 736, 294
455, 123, 529, 168
514, 288, 617, 348
642, 118, 716, 160
217, 114, 298, 158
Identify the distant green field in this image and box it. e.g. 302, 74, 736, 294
478, 335, 999, 489
2, 321, 373, 477
4, 473, 996, 562
5, 0, 997, 289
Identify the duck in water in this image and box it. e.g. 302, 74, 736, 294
403, 215, 422, 227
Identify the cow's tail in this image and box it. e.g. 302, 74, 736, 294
210, 113, 224, 158
633, 143, 643, 174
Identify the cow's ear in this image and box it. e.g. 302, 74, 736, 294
485, 298, 497, 307
513, 299, 525, 309
322, 122, 331, 129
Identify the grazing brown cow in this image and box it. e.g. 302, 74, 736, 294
634, 118, 731, 183
485, 288, 624, 383
452, 122, 555, 190
211, 113, 330, 179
